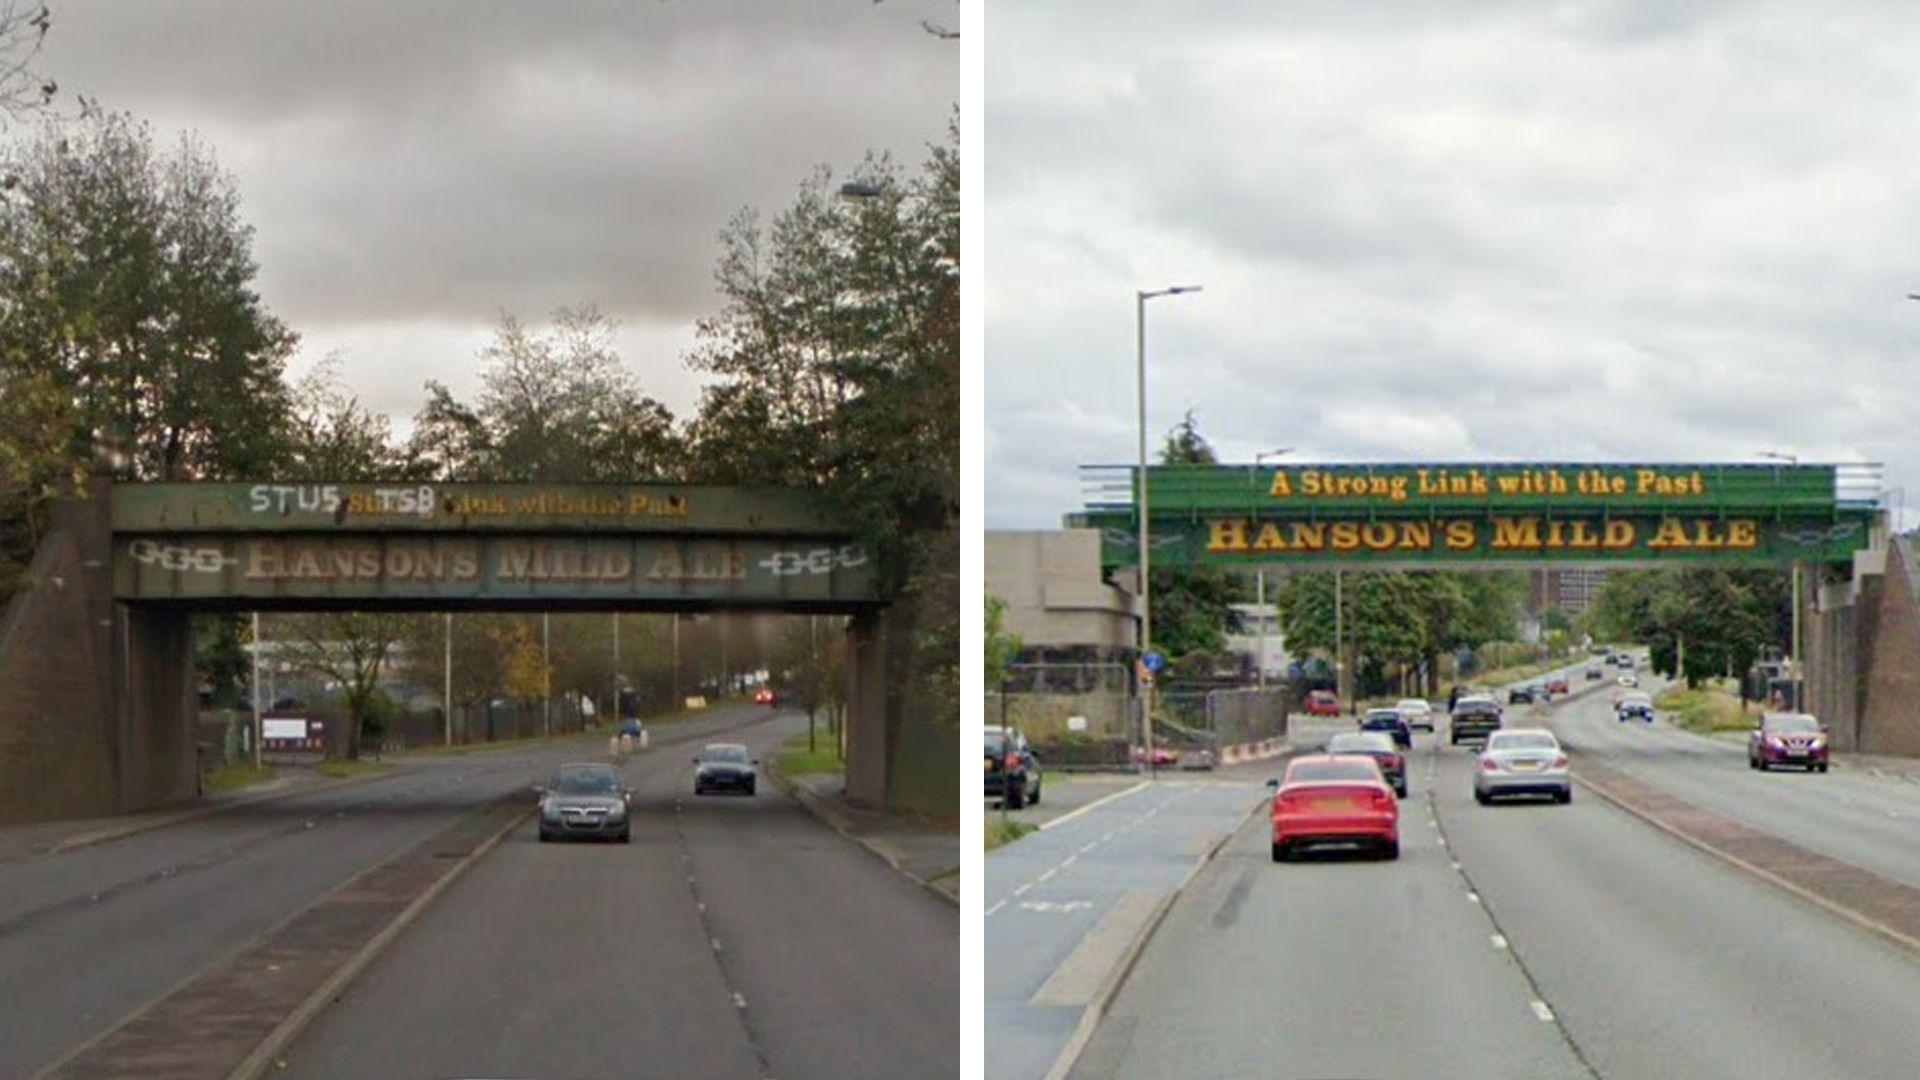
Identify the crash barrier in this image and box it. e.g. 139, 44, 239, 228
1216, 736, 1289, 765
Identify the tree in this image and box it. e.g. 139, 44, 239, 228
404, 306, 679, 483
985, 595, 1022, 689
1145, 411, 1242, 671
263, 359, 409, 754
276, 611, 415, 760
684, 124, 959, 725
0, 112, 297, 482
1591, 568, 1786, 688
0, 2, 54, 120
0, 364, 82, 597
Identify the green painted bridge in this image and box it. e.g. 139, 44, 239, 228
1076, 461, 1884, 570
0, 480, 950, 827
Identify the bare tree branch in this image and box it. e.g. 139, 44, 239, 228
0, 2, 54, 120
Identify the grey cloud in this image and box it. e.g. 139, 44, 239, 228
40, 1, 955, 331
988, 1, 1920, 529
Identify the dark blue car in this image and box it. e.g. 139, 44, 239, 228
1359, 708, 1413, 750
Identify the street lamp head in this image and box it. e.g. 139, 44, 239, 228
1140, 284, 1203, 301
838, 180, 884, 201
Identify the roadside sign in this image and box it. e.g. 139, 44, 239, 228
1143, 650, 1167, 674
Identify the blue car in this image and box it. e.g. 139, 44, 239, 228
1359, 708, 1413, 750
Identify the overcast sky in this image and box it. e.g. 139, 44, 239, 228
37, 0, 955, 431
987, 1, 1920, 529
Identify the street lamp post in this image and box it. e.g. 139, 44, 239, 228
1252, 449, 1293, 691
1136, 284, 1200, 778
1759, 451, 1803, 708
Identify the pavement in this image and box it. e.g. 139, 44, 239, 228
984, 774, 1267, 1080
1054, 659, 1920, 1079
790, 769, 960, 903
1, 703, 955, 1080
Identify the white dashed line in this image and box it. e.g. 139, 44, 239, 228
1059, 855, 1078, 869
1490, 934, 1508, 950
733, 992, 749, 1009
986, 899, 1006, 917
1530, 1000, 1556, 1022
1013, 883, 1032, 896
1037, 868, 1057, 883
1466, 891, 1481, 904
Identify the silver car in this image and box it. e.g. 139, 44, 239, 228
1473, 729, 1571, 805
536, 762, 634, 842
1396, 698, 1436, 732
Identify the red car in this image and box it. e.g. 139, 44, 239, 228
1749, 712, 1829, 772
754, 687, 776, 706
1268, 754, 1400, 862
1546, 677, 1569, 695
1131, 745, 1178, 767
1306, 690, 1340, 717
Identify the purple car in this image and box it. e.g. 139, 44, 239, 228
1748, 713, 1829, 772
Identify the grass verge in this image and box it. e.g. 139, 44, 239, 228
1656, 680, 1751, 734
202, 763, 277, 793
776, 729, 844, 778
986, 819, 1036, 850
315, 759, 397, 779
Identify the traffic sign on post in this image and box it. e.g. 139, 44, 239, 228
1143, 650, 1167, 674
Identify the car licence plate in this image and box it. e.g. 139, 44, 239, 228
1309, 796, 1357, 811
1511, 759, 1543, 771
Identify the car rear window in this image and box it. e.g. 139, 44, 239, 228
1325, 734, 1391, 754
984, 733, 1006, 754
1289, 759, 1378, 783
1489, 733, 1557, 751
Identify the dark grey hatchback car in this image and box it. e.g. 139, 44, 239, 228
536, 763, 634, 843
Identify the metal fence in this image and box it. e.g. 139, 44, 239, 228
986, 664, 1297, 771
988, 662, 1136, 768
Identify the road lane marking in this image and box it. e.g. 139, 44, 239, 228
1035, 780, 1152, 831
986, 899, 1007, 917
1467, 891, 1480, 904
1060, 855, 1078, 869
1491, 934, 1508, 950
1014, 882, 1033, 896
1038, 868, 1058, 883
1530, 1000, 1556, 1022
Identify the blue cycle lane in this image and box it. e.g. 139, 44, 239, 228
984, 776, 1266, 1080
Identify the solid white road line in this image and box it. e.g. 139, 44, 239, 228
1035, 780, 1152, 832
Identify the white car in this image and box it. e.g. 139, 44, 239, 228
1617, 673, 1639, 687
1396, 699, 1435, 732
1474, 728, 1571, 805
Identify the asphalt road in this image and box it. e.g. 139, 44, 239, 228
0, 703, 955, 1080
1063, 669, 1920, 1080
275, 708, 956, 1080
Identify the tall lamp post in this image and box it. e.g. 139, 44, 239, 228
1136, 284, 1201, 777
1252, 448, 1293, 690
1759, 451, 1803, 708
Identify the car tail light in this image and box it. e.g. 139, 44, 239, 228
1481, 756, 1499, 772
1371, 790, 1396, 811
1553, 755, 1569, 769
